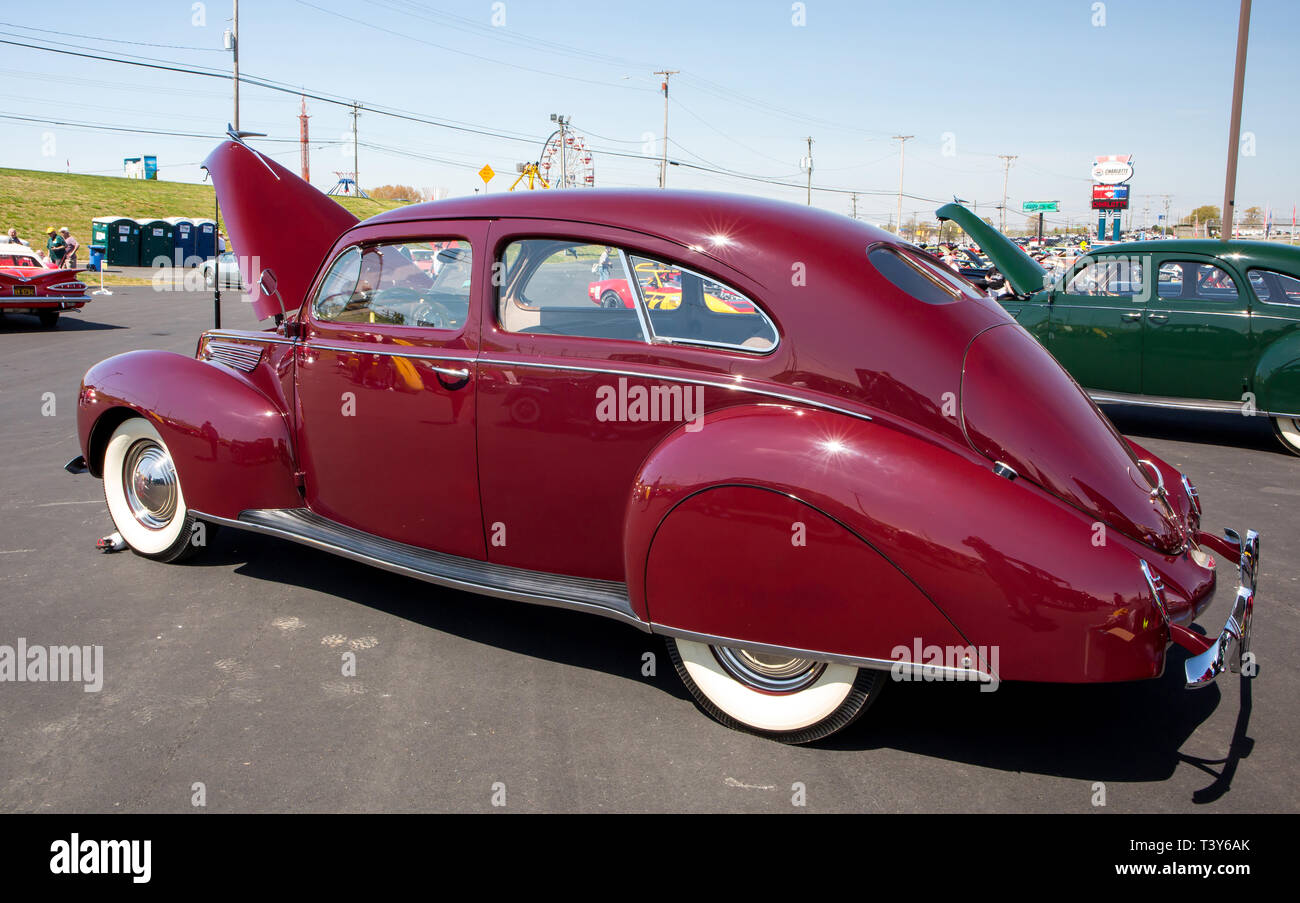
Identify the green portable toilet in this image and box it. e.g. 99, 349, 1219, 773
100, 216, 140, 267
91, 217, 112, 248
137, 218, 174, 267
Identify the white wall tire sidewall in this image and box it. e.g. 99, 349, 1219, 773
1275, 416, 1300, 454
674, 638, 858, 733
103, 418, 188, 556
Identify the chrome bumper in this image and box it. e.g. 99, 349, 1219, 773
1185, 529, 1258, 689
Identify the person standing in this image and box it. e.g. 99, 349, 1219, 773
48, 227, 66, 266
5, 228, 29, 246
59, 228, 78, 268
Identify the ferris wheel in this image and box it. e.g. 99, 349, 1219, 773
538, 123, 595, 189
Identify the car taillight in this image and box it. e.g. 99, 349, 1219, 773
49, 282, 87, 292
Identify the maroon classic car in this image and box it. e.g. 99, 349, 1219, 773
66, 137, 1258, 743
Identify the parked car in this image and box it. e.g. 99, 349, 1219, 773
938, 202, 1300, 456
589, 259, 756, 313
65, 139, 1259, 743
0, 245, 89, 328
200, 252, 245, 289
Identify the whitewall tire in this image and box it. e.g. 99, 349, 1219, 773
1273, 416, 1300, 457
666, 637, 882, 744
102, 417, 203, 562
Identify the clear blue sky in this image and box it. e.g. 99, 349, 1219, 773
2, 0, 1296, 229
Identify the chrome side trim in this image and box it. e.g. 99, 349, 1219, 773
475, 356, 873, 423
190, 507, 647, 631
206, 329, 297, 347
302, 340, 478, 365
1089, 389, 1300, 420
1139, 559, 1169, 623
652, 624, 996, 683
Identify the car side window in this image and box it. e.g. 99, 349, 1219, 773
1247, 269, 1300, 306
1065, 257, 1144, 297
498, 240, 645, 341
1157, 261, 1238, 302
313, 240, 471, 330
629, 254, 778, 351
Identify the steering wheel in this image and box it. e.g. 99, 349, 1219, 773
410, 298, 456, 329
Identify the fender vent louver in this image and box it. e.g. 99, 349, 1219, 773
204, 340, 263, 373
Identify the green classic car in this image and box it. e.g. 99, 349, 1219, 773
937, 203, 1300, 456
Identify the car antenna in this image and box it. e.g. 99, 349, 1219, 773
201, 166, 222, 330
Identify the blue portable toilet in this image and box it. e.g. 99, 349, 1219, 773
166, 217, 197, 266
194, 219, 217, 260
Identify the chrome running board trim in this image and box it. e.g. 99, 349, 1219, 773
192, 507, 647, 631
1089, 389, 1300, 419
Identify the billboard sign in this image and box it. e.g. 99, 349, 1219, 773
1091, 154, 1134, 184
1091, 184, 1130, 210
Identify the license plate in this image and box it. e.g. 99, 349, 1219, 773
12, 286, 35, 296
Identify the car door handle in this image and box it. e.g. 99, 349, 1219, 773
1148, 313, 1169, 322
1121, 311, 1142, 321
430, 365, 470, 380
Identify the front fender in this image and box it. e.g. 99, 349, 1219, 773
78, 350, 301, 518
1253, 331, 1300, 416
625, 404, 1168, 683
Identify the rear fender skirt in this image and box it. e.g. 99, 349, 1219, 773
625, 404, 1170, 683
78, 350, 301, 517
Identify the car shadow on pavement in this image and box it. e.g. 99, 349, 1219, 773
825, 659, 1253, 796
191, 527, 1252, 790
1100, 404, 1283, 455
0, 317, 125, 332
193, 527, 691, 700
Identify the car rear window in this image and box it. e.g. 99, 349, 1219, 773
1248, 268, 1300, 306
869, 246, 980, 304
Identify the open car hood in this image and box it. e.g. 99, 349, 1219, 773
202, 139, 358, 321
935, 202, 1047, 297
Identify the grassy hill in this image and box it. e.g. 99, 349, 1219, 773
0, 167, 406, 250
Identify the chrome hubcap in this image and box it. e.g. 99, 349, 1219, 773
123, 439, 178, 529
713, 646, 826, 693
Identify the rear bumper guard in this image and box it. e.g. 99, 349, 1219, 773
1174, 529, 1258, 689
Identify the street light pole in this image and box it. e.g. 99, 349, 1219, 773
1221, 0, 1252, 242
892, 135, 913, 236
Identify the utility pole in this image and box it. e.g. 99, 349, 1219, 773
654, 70, 678, 189
229, 0, 239, 130
802, 136, 813, 205
351, 102, 360, 194
850, 192, 859, 220
1221, 0, 1252, 242
892, 135, 913, 236
998, 154, 1017, 233
298, 95, 310, 183
1162, 195, 1172, 237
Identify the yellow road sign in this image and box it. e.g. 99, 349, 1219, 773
478, 164, 495, 184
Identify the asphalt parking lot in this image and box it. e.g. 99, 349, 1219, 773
0, 285, 1296, 813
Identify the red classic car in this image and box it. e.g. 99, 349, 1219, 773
65, 137, 1259, 743
0, 244, 90, 328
